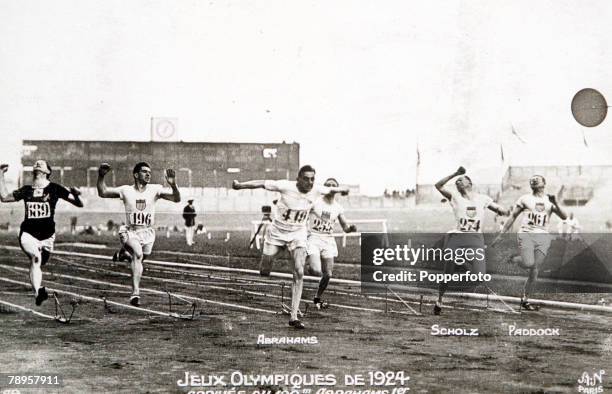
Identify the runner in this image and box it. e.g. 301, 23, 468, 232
492, 174, 567, 310
434, 166, 509, 315
232, 165, 348, 329
306, 177, 357, 309
97, 162, 181, 306
0, 161, 84, 305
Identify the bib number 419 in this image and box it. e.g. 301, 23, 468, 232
281, 209, 308, 223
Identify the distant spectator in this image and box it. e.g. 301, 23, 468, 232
559, 212, 581, 240
183, 199, 197, 246
250, 205, 273, 249
70, 216, 78, 235
81, 225, 95, 235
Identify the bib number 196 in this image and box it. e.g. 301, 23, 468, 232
130, 212, 152, 226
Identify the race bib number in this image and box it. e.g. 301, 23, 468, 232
459, 218, 481, 232
312, 218, 334, 234
129, 212, 152, 226
278, 207, 309, 224
26, 202, 51, 219
527, 212, 548, 227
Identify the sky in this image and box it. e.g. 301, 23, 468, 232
2, 0, 612, 194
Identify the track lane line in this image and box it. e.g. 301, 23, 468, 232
0, 264, 278, 315
2, 245, 610, 313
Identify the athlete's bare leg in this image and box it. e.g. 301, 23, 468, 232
123, 238, 144, 301
290, 247, 307, 322
523, 250, 546, 300
316, 257, 334, 299
260, 243, 281, 276
518, 247, 535, 270
19, 233, 44, 296
437, 259, 457, 303
307, 253, 323, 277
27, 252, 43, 297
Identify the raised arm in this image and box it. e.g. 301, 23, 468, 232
232, 180, 266, 190
338, 213, 357, 233
96, 163, 121, 198
548, 194, 567, 220
0, 164, 16, 203
159, 169, 181, 202
435, 166, 465, 200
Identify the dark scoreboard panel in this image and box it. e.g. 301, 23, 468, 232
21, 140, 299, 188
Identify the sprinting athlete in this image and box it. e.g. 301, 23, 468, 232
433, 166, 508, 315
306, 178, 356, 309
97, 162, 180, 306
0, 161, 83, 305
492, 174, 567, 310
232, 165, 348, 329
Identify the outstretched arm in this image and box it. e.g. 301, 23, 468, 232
338, 213, 357, 233
96, 163, 121, 198
323, 185, 350, 196
232, 180, 266, 190
64, 187, 84, 208
159, 169, 181, 202
548, 194, 567, 220
487, 202, 510, 216
0, 165, 16, 203
491, 205, 522, 246
435, 166, 465, 200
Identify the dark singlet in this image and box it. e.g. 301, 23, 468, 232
13, 183, 70, 240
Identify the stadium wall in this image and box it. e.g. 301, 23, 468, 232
0, 187, 416, 230
502, 165, 612, 191
501, 165, 612, 207
20, 140, 300, 188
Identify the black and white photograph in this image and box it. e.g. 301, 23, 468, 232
1, 1, 611, 393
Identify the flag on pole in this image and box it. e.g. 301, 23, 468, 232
510, 124, 527, 144
415, 143, 421, 186
581, 129, 589, 147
